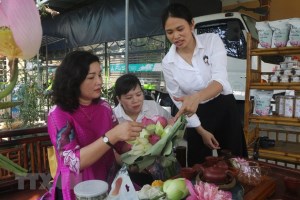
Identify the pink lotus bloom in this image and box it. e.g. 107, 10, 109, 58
148, 133, 161, 145
151, 115, 168, 128
185, 179, 232, 200
141, 116, 156, 127
231, 157, 248, 166
0, 0, 42, 59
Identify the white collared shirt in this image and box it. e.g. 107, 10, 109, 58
162, 33, 233, 127
113, 100, 172, 123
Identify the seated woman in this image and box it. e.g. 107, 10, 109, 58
113, 73, 172, 186
114, 73, 172, 123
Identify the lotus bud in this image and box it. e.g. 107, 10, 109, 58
151, 115, 168, 128
163, 178, 189, 200
148, 134, 160, 145
0, 0, 42, 59
142, 116, 155, 127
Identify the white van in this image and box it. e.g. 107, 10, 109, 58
193, 12, 281, 119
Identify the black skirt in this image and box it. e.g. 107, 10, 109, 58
186, 94, 248, 167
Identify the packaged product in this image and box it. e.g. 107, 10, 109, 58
255, 21, 273, 48
269, 19, 291, 48
253, 90, 273, 116
288, 18, 300, 46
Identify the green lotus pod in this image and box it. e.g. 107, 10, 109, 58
0, 154, 27, 177
0, 61, 18, 100
0, 101, 23, 109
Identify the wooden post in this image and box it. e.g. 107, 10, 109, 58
259, 0, 270, 21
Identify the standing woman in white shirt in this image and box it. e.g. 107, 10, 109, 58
161, 3, 248, 167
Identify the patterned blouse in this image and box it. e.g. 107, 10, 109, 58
44, 100, 124, 200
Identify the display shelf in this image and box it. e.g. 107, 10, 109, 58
246, 127, 300, 168
250, 46, 300, 56
249, 115, 300, 126
244, 33, 300, 166
248, 141, 300, 163
249, 82, 300, 90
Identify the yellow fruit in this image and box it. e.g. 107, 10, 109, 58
151, 180, 164, 187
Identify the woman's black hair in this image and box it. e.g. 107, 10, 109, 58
114, 73, 142, 99
161, 3, 193, 28
52, 50, 100, 113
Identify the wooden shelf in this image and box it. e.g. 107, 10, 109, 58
250, 46, 300, 56
249, 82, 300, 90
244, 33, 300, 166
249, 115, 300, 126
248, 141, 300, 163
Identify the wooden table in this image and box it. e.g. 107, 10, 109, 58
244, 176, 276, 200
243, 161, 300, 200
181, 159, 300, 200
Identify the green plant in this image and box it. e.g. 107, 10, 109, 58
101, 85, 116, 106
12, 62, 50, 127
0, 111, 13, 129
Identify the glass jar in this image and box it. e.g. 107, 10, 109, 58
237, 161, 262, 186
270, 75, 278, 83
284, 95, 295, 117
294, 96, 300, 118
287, 61, 298, 68
284, 68, 293, 76
290, 75, 300, 82
274, 69, 284, 76
275, 96, 285, 116
280, 62, 288, 69
279, 75, 290, 83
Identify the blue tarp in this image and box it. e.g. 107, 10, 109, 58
41, 0, 222, 48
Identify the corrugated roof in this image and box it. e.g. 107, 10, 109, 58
41, 35, 66, 47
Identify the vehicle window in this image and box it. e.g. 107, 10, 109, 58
242, 14, 258, 40
195, 19, 247, 59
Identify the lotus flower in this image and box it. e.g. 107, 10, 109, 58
0, 0, 42, 59
142, 117, 155, 127
148, 134, 161, 145
121, 115, 187, 174
0, 0, 42, 107
0, 0, 42, 177
163, 178, 189, 200
151, 115, 168, 128
185, 179, 232, 200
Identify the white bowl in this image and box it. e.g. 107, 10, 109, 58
74, 180, 108, 200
